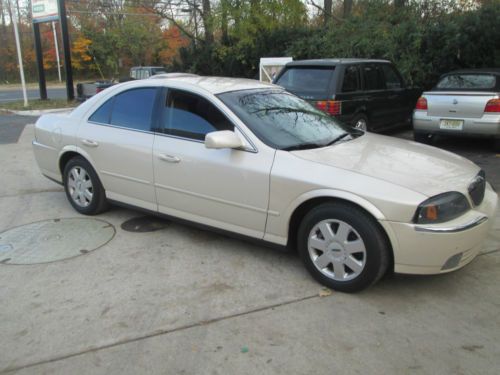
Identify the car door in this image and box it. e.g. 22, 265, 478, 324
152, 88, 274, 239
361, 64, 388, 130
78, 87, 160, 211
379, 63, 408, 125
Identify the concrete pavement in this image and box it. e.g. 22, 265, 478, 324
0, 124, 499, 374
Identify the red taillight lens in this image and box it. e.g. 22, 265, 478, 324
315, 100, 341, 116
415, 97, 428, 111
484, 99, 500, 113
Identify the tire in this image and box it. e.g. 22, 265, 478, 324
63, 156, 108, 215
494, 138, 500, 153
414, 132, 433, 144
352, 114, 369, 132
297, 202, 390, 293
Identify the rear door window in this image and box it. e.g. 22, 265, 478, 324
436, 74, 496, 90
110, 88, 158, 131
275, 67, 334, 100
381, 64, 403, 89
342, 66, 360, 92
161, 89, 234, 141
362, 65, 385, 90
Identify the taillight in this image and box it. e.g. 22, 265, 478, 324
96, 87, 105, 93
415, 97, 428, 111
315, 100, 341, 116
484, 99, 500, 113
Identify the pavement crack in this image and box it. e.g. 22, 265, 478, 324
0, 293, 320, 374
0, 188, 63, 199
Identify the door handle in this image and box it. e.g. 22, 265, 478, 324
158, 153, 181, 163
81, 139, 99, 147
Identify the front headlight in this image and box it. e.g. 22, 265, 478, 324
414, 192, 470, 224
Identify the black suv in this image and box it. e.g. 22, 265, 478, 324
274, 59, 421, 132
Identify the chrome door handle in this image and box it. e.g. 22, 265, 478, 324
81, 139, 99, 147
158, 153, 181, 163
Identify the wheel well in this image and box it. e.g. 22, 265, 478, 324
59, 151, 81, 175
287, 197, 394, 272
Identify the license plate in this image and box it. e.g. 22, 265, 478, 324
439, 119, 463, 130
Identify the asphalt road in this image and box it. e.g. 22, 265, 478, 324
0, 87, 67, 103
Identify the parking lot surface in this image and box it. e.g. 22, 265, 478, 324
0, 120, 499, 374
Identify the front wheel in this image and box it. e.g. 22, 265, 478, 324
297, 202, 390, 293
63, 157, 108, 215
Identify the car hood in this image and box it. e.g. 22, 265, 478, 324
291, 133, 480, 197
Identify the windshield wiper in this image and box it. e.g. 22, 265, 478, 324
281, 143, 324, 151
324, 132, 350, 147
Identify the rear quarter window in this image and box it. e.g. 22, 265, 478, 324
436, 74, 497, 90
275, 67, 334, 100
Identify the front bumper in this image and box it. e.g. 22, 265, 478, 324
388, 184, 498, 275
413, 111, 500, 137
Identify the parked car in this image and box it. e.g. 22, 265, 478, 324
32, 76, 497, 292
273, 58, 421, 132
76, 80, 114, 102
413, 69, 500, 151
130, 66, 167, 79
76, 67, 168, 101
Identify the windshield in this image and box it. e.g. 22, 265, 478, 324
218, 89, 360, 150
275, 67, 334, 100
435, 74, 497, 90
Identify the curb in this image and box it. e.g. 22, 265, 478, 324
6, 108, 76, 116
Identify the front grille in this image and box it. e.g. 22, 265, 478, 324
468, 170, 486, 206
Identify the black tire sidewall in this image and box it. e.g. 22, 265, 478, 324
297, 203, 388, 293
63, 157, 105, 215
352, 114, 369, 131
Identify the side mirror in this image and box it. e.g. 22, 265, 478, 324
205, 130, 244, 150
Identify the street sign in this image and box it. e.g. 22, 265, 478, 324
32, 0, 59, 23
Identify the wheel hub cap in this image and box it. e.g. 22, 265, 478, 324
67, 166, 93, 208
307, 219, 367, 281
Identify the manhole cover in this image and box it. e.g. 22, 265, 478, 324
120, 216, 170, 233
0, 218, 115, 265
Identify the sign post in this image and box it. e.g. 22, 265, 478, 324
8, 0, 28, 107
32, 0, 74, 101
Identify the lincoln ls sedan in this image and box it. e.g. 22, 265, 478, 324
33, 76, 498, 292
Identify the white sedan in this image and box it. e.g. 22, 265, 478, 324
33, 76, 498, 292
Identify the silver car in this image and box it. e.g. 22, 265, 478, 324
413, 69, 500, 151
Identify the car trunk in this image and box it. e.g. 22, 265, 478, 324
426, 91, 498, 119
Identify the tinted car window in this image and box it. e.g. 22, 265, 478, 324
436, 74, 496, 90
342, 66, 360, 92
89, 97, 113, 123
381, 64, 402, 89
275, 67, 334, 100
110, 88, 157, 131
363, 65, 384, 90
163, 90, 233, 140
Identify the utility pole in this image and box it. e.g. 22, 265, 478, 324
57, 0, 74, 100
52, 21, 62, 82
8, 0, 28, 107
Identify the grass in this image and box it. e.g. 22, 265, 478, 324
0, 99, 78, 112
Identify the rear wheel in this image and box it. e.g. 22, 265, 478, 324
352, 114, 369, 132
297, 202, 390, 293
494, 138, 500, 153
63, 157, 108, 215
414, 132, 433, 144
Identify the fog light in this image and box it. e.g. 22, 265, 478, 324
441, 253, 463, 270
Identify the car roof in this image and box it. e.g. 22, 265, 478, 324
443, 68, 500, 76
286, 58, 391, 67
145, 75, 276, 94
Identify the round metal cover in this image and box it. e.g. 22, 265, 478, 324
0, 218, 115, 265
